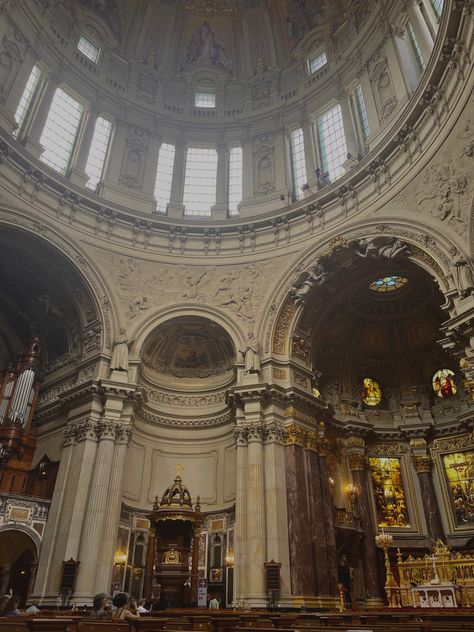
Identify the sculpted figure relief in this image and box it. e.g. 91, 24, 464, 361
355, 236, 410, 259
452, 251, 474, 298
110, 329, 134, 371
241, 331, 260, 374
290, 262, 327, 305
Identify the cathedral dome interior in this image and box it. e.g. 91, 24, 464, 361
1, 0, 474, 617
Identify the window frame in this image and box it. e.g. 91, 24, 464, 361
313, 100, 348, 182
228, 144, 243, 216
12, 63, 45, 140
308, 50, 328, 75
77, 35, 101, 64
39, 85, 86, 175
182, 144, 218, 217
193, 91, 217, 109
154, 140, 176, 214
84, 114, 113, 191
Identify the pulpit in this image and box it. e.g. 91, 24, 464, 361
144, 471, 203, 607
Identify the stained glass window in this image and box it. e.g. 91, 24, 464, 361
432, 369, 456, 398
369, 457, 411, 528
443, 450, 474, 526
369, 275, 408, 293
362, 377, 382, 406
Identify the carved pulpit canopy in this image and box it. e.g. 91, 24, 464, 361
151, 466, 202, 524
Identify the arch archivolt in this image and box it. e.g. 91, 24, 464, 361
263, 220, 463, 362
0, 525, 41, 557
0, 206, 118, 354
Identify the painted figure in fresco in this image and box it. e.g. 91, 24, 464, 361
183, 21, 233, 72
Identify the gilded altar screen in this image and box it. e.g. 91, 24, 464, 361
369, 456, 411, 527
442, 450, 474, 526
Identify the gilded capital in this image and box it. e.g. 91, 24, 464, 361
284, 423, 307, 448
348, 453, 367, 471
412, 455, 432, 474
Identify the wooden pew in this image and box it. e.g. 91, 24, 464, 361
0, 621, 29, 632
78, 622, 130, 632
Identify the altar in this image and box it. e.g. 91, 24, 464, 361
411, 583, 457, 608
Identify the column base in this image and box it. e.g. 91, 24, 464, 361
291, 595, 340, 609
21, 135, 44, 159
211, 204, 228, 220
365, 596, 385, 609
101, 180, 155, 214
244, 595, 268, 608
166, 202, 185, 218
69, 166, 90, 188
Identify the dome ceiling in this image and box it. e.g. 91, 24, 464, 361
142, 317, 235, 380
74, 0, 356, 75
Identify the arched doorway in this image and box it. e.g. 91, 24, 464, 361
0, 529, 38, 606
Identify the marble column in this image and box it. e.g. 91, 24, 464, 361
301, 119, 318, 186
285, 425, 315, 597
234, 425, 248, 604
191, 524, 201, 604
211, 143, 229, 219
412, 455, 444, 543
74, 421, 116, 602
263, 423, 291, 602
33, 417, 100, 604
246, 423, 267, 606
306, 447, 328, 594
316, 437, 338, 597
21, 76, 58, 158
143, 526, 156, 600
69, 107, 100, 187
167, 140, 186, 218
94, 424, 131, 593
349, 452, 384, 607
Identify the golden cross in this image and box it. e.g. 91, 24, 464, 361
175, 463, 184, 477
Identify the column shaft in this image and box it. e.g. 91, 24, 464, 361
350, 457, 383, 604
69, 109, 99, 186
211, 143, 229, 219
74, 428, 116, 601
285, 442, 315, 596
142, 133, 162, 197
318, 452, 338, 596
234, 439, 247, 603
94, 436, 129, 593
302, 120, 317, 185
412, 457, 444, 543
167, 141, 186, 217
1, 53, 36, 134
339, 94, 359, 158
246, 436, 266, 603
407, 2, 434, 62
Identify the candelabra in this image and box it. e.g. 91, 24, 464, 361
375, 530, 400, 607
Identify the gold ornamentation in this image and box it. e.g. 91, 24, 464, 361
293, 371, 308, 387
272, 367, 287, 380
163, 548, 180, 564
284, 406, 315, 425
272, 300, 297, 354
348, 453, 366, 471
284, 423, 307, 447
431, 433, 474, 452
411, 455, 432, 473
369, 443, 406, 456
347, 435, 365, 449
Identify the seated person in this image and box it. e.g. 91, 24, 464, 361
1, 596, 20, 617
111, 593, 139, 620
91, 593, 110, 619
26, 601, 41, 614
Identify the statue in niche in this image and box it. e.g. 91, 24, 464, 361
133, 47, 160, 102
290, 262, 327, 305
354, 236, 410, 259
182, 21, 233, 73
241, 331, 260, 374
452, 251, 474, 298
110, 329, 133, 371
